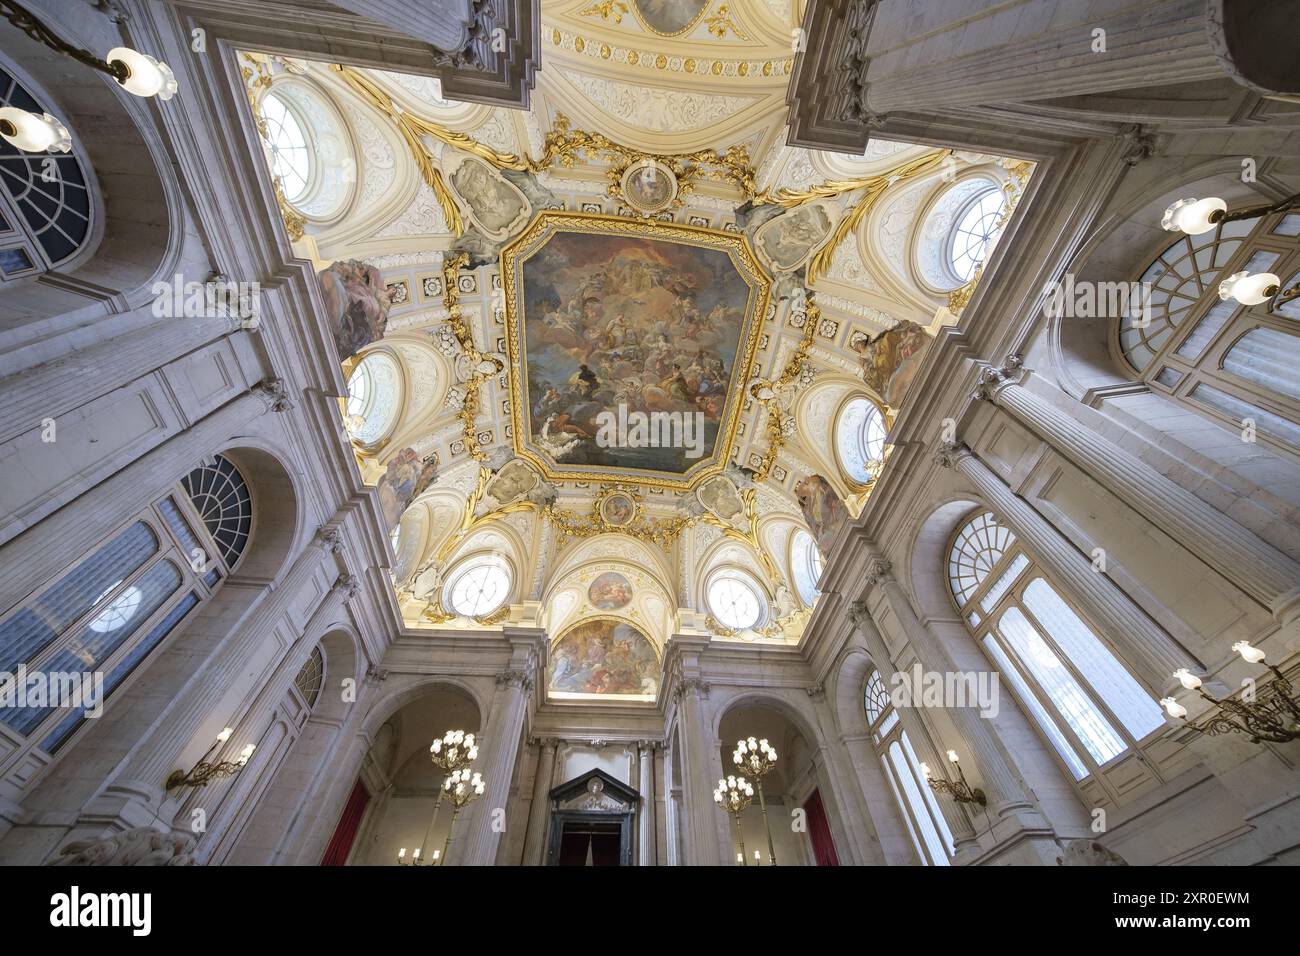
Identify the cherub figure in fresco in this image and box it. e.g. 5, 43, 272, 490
794, 474, 849, 555
849, 320, 932, 409
375, 447, 438, 532
317, 259, 391, 362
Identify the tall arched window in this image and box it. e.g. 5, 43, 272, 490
863, 668, 953, 866
0, 455, 252, 769
260, 91, 311, 202
949, 187, 1007, 283
948, 510, 1165, 800
834, 396, 887, 486
0, 67, 92, 281
1116, 211, 1300, 455
789, 530, 823, 608
344, 351, 402, 446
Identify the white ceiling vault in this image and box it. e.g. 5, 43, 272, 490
237, 0, 1034, 702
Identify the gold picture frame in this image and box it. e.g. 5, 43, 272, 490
499, 210, 772, 492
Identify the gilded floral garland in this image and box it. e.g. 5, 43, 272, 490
747, 300, 819, 482
330, 64, 759, 231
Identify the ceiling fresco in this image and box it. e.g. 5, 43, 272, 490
503, 212, 770, 488
236, 0, 1036, 692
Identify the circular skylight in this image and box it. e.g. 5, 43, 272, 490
836, 396, 887, 485
949, 188, 1006, 282
261, 92, 311, 202
444, 554, 513, 618
707, 572, 764, 631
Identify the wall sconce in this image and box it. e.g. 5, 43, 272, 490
396, 847, 441, 866
1162, 645, 1300, 744
920, 751, 986, 807
165, 727, 256, 791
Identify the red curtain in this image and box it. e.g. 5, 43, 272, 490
320, 779, 370, 866
803, 789, 840, 866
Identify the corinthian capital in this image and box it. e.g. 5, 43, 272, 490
333, 572, 360, 601
971, 354, 1024, 402
865, 557, 893, 588
847, 600, 873, 632
252, 377, 295, 413
497, 669, 534, 693
932, 440, 970, 469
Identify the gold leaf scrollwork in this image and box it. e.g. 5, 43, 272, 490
754, 149, 954, 286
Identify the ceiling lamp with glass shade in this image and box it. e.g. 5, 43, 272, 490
0, 106, 70, 152
1160, 189, 1300, 313
0, 0, 177, 151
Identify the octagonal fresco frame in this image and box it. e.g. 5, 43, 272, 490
500, 210, 772, 492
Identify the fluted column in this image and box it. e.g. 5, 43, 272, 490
456, 627, 543, 865
664, 633, 721, 867
934, 438, 1202, 688
522, 737, 557, 866
862, 0, 1224, 114
845, 603, 981, 862
637, 740, 657, 866
976, 360, 1300, 624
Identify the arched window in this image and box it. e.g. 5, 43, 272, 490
947, 510, 1165, 798
789, 530, 823, 608
706, 568, 766, 631
443, 553, 512, 618
834, 396, 887, 486
1116, 211, 1300, 455
863, 668, 953, 866
293, 645, 325, 710
260, 92, 311, 202
0, 455, 252, 766
948, 187, 1007, 283
182, 455, 253, 571
344, 351, 402, 445
0, 67, 92, 281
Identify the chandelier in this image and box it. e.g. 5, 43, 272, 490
732, 736, 780, 865
713, 774, 754, 865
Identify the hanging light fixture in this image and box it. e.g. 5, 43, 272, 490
1164, 644, 1300, 745
1161, 192, 1299, 236
0, 106, 70, 152
0, 1, 177, 124
733, 736, 780, 865
1218, 270, 1299, 311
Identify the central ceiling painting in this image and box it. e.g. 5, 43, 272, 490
502, 212, 771, 490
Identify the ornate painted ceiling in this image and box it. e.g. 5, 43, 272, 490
237, 0, 1034, 700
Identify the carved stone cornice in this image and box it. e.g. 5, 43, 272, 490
252, 376, 294, 413
785, 0, 880, 153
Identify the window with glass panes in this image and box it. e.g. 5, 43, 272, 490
0, 455, 251, 767
1117, 212, 1300, 455
947, 510, 1166, 803
863, 668, 954, 866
